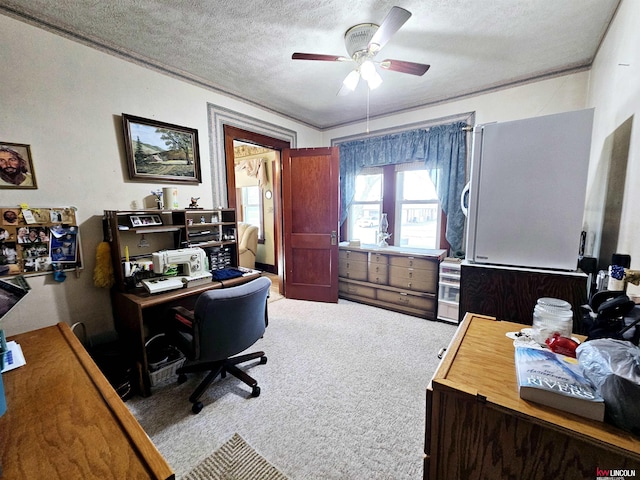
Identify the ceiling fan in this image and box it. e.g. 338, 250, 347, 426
292, 6, 430, 95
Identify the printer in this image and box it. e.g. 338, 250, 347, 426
142, 247, 212, 294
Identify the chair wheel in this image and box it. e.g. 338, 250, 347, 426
192, 402, 204, 414
251, 385, 261, 397
177, 374, 187, 384
260, 356, 267, 365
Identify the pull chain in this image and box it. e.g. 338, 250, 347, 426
366, 87, 370, 134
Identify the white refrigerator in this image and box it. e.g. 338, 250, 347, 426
465, 108, 594, 271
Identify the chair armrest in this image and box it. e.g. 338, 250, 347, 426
170, 306, 194, 327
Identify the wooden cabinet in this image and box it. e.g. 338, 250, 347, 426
338, 244, 446, 319
425, 313, 640, 480
459, 261, 589, 333
104, 208, 239, 292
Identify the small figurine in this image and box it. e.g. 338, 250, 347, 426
189, 197, 200, 209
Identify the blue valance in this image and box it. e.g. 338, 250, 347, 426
338, 121, 467, 252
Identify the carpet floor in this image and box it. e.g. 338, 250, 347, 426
126, 298, 457, 479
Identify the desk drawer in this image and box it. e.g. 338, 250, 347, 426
377, 289, 435, 312
338, 259, 368, 281
389, 266, 437, 292
339, 249, 368, 263
368, 263, 388, 284
369, 252, 389, 266
339, 280, 376, 299
389, 256, 437, 273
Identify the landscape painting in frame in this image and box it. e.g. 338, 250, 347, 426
122, 114, 201, 184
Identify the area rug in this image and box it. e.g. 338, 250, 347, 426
181, 433, 289, 480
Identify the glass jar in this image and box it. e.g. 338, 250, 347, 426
531, 297, 573, 345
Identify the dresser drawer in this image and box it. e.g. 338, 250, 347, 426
368, 263, 388, 284
388, 266, 437, 292
368, 252, 389, 265
377, 289, 435, 312
339, 249, 368, 263
339, 280, 376, 299
338, 259, 368, 281
389, 256, 437, 273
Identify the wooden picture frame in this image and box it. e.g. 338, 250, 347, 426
0, 142, 37, 189
122, 114, 201, 184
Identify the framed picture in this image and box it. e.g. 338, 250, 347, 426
0, 142, 37, 189
122, 114, 201, 184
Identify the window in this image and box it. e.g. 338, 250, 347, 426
347, 163, 441, 249
240, 186, 263, 239
348, 169, 382, 245
395, 165, 440, 249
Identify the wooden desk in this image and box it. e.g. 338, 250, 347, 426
112, 273, 261, 396
0, 323, 173, 479
425, 313, 640, 480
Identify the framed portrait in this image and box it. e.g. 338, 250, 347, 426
0, 142, 37, 189
122, 114, 201, 184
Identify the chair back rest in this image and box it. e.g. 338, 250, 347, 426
193, 276, 271, 362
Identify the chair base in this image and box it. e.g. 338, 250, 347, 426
177, 351, 267, 414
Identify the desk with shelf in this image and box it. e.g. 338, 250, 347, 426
103, 209, 258, 396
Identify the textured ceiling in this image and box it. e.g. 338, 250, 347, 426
0, 0, 620, 129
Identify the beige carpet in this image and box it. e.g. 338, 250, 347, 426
182, 433, 288, 480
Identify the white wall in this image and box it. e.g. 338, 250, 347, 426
323, 71, 589, 142
586, 0, 640, 298
0, 13, 321, 337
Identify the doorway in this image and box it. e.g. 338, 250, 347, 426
223, 125, 290, 292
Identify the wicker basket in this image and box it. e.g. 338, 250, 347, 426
145, 333, 186, 387
149, 356, 186, 386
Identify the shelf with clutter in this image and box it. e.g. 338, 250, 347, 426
102, 208, 239, 292
0, 205, 82, 279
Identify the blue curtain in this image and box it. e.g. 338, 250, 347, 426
338, 121, 467, 252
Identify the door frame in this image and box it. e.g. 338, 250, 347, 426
223, 125, 290, 292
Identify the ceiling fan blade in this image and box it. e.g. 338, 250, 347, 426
368, 6, 412, 53
292, 53, 350, 62
379, 59, 430, 76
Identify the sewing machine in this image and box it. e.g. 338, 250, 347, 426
142, 247, 212, 294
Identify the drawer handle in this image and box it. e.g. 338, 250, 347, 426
437, 347, 447, 359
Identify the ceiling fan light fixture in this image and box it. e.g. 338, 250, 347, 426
366, 70, 382, 90
360, 60, 376, 81
343, 69, 360, 91
360, 60, 382, 90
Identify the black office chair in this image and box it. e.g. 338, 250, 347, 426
169, 276, 272, 414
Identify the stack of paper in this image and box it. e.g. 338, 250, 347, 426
1, 341, 26, 373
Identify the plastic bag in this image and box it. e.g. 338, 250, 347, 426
576, 338, 640, 434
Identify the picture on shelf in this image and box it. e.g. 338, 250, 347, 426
130, 214, 163, 227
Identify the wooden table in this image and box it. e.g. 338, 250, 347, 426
0, 323, 173, 479
425, 313, 640, 480
112, 273, 261, 396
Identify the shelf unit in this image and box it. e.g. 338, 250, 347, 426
104, 208, 239, 292
437, 258, 461, 324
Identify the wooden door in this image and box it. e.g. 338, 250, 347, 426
282, 147, 339, 302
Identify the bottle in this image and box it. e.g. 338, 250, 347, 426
531, 297, 573, 345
